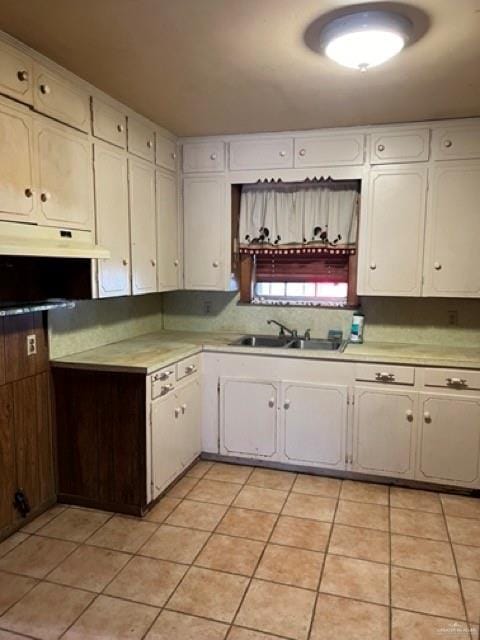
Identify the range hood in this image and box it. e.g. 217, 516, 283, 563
0, 221, 110, 259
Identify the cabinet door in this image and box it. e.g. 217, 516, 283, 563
183, 176, 228, 290
0, 40, 33, 104
176, 379, 202, 467
229, 138, 293, 170
129, 158, 157, 294
370, 128, 430, 164
94, 143, 131, 297
295, 133, 364, 167
36, 118, 94, 230
0, 99, 37, 222
151, 391, 181, 499
423, 161, 480, 297
359, 165, 427, 296
127, 116, 155, 162
220, 377, 279, 459
353, 387, 416, 478
432, 125, 480, 160
156, 133, 177, 171
92, 97, 126, 148
0, 384, 15, 534
156, 170, 180, 291
282, 382, 347, 469
33, 63, 90, 133
183, 141, 225, 173
417, 394, 480, 487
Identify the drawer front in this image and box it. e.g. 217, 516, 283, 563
128, 116, 155, 162
229, 138, 293, 170
33, 63, 90, 133
370, 128, 430, 164
295, 133, 364, 167
151, 366, 176, 399
0, 40, 33, 105
156, 133, 177, 171
183, 141, 225, 173
432, 125, 480, 160
92, 97, 126, 148
177, 354, 201, 381
355, 363, 415, 385
424, 368, 480, 392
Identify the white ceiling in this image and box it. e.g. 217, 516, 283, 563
1, 0, 479, 136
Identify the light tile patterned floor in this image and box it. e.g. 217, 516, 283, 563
0, 461, 479, 639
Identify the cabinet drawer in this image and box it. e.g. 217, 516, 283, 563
370, 128, 430, 164
128, 116, 155, 162
183, 141, 225, 173
176, 354, 200, 381
432, 125, 480, 160
156, 133, 177, 171
295, 133, 364, 167
424, 368, 480, 391
0, 40, 33, 105
92, 97, 126, 148
355, 363, 415, 385
229, 138, 293, 170
151, 366, 176, 399
33, 63, 90, 133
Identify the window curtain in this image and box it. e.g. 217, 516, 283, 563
239, 179, 359, 255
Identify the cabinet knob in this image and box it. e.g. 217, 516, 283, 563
433, 262, 442, 271
424, 411, 432, 423
212, 260, 219, 268
171, 152, 177, 160
284, 400, 291, 409
181, 403, 187, 413
185, 365, 196, 374
173, 259, 179, 267
298, 148, 306, 157
268, 398, 275, 408
162, 383, 174, 394
444, 139, 453, 148
159, 370, 174, 381
151, 258, 156, 267
377, 144, 385, 152
17, 69, 29, 82
24, 187, 33, 198
122, 258, 128, 266
405, 409, 413, 422
279, 150, 286, 157
174, 407, 181, 418
117, 123, 124, 133
40, 191, 51, 202
210, 152, 217, 160
39, 83, 51, 95
369, 262, 377, 270
147, 139, 153, 149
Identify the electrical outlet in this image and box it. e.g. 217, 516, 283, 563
27, 334, 37, 356
447, 310, 458, 326
203, 300, 212, 315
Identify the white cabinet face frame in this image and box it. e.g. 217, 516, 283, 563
359, 165, 427, 296
369, 128, 430, 164
423, 160, 480, 298
281, 381, 347, 470
416, 392, 480, 488
220, 377, 280, 460
353, 386, 417, 479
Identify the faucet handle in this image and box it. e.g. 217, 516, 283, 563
304, 329, 311, 340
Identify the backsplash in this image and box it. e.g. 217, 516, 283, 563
163, 291, 480, 347
48, 294, 164, 358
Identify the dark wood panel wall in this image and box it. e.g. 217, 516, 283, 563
0, 312, 55, 540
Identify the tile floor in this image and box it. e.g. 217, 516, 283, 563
0, 461, 479, 639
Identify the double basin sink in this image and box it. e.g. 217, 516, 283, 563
229, 334, 346, 352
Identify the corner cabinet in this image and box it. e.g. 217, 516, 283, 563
156, 169, 181, 291
183, 175, 230, 290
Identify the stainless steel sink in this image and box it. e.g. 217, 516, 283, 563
287, 338, 343, 351
229, 335, 292, 348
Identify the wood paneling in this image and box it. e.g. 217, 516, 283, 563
0, 384, 15, 535
54, 368, 147, 514
4, 312, 48, 383
0, 318, 5, 386
13, 376, 40, 509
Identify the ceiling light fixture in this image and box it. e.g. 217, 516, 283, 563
320, 10, 412, 71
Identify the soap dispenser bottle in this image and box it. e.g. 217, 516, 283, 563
350, 311, 365, 344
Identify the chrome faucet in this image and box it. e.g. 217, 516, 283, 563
267, 320, 298, 338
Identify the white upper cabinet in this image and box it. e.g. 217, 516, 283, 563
423, 160, 480, 297
156, 132, 177, 171
294, 133, 364, 167
0, 98, 37, 223
156, 169, 180, 291
353, 387, 416, 478
35, 117, 93, 230
0, 40, 33, 105
94, 143, 131, 298
432, 124, 480, 160
359, 165, 427, 296
91, 97, 126, 148
229, 138, 293, 170
183, 141, 225, 173
33, 63, 90, 133
129, 158, 157, 294
416, 393, 480, 487
127, 115, 155, 162
183, 175, 228, 290
282, 382, 346, 469
370, 128, 430, 164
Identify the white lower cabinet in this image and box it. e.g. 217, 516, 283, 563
352, 387, 416, 478
282, 382, 347, 469
416, 393, 480, 487
220, 377, 279, 459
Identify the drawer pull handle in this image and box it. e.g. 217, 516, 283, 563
161, 383, 174, 394
185, 365, 196, 374
424, 411, 432, 423
375, 372, 395, 382
17, 69, 29, 82
405, 409, 413, 422
158, 370, 174, 381
446, 377, 467, 387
